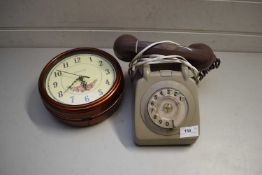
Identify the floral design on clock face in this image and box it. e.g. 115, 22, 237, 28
45, 53, 116, 105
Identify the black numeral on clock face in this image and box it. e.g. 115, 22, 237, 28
54, 71, 62, 77
53, 82, 58, 88
98, 89, 103, 96
105, 69, 110, 75
58, 91, 63, 97
74, 57, 80, 63
85, 95, 89, 102
63, 62, 69, 68
106, 80, 110, 85
99, 60, 103, 66
70, 96, 74, 103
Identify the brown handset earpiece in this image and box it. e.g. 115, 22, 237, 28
113, 34, 218, 71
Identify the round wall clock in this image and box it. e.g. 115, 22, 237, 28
38, 48, 124, 127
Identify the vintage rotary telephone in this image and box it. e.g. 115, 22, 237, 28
113, 34, 220, 145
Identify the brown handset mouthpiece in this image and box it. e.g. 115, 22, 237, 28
113, 34, 218, 71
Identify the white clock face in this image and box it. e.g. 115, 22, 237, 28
45, 53, 116, 105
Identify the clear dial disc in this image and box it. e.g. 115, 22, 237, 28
147, 88, 188, 129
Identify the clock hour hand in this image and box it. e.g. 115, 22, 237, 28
58, 70, 90, 79
79, 76, 88, 89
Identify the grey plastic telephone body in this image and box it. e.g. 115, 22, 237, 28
133, 65, 200, 145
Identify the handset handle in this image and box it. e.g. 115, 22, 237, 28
113, 34, 217, 71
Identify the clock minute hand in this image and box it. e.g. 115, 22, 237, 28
64, 77, 80, 93
58, 70, 90, 79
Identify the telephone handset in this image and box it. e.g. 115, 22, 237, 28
113, 35, 220, 145
114, 34, 220, 80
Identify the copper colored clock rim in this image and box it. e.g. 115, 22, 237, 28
42, 80, 124, 121
38, 47, 124, 121
49, 92, 123, 127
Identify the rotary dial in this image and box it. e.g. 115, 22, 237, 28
147, 88, 188, 129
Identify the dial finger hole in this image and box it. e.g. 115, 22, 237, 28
179, 95, 186, 102
153, 114, 158, 119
